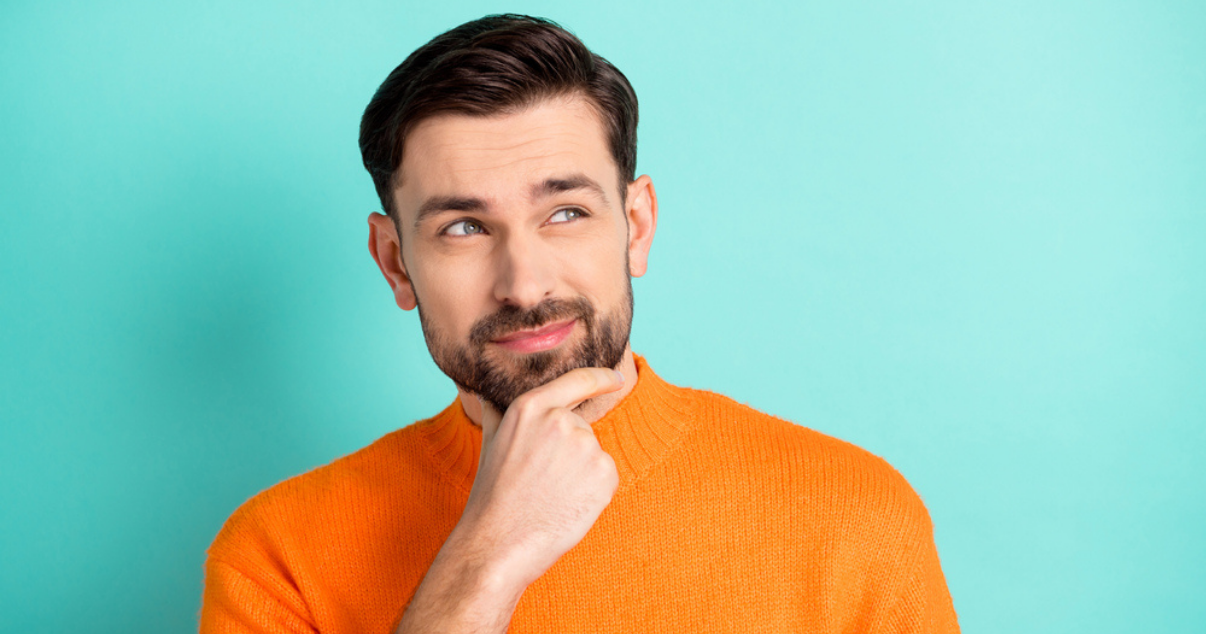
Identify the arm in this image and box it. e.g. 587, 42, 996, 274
390, 526, 523, 634
200, 559, 318, 634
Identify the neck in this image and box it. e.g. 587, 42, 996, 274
457, 346, 639, 427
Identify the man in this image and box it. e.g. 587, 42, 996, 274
201, 14, 959, 634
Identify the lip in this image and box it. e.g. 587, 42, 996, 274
491, 319, 576, 353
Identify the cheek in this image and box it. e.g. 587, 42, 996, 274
411, 258, 489, 335
555, 237, 629, 301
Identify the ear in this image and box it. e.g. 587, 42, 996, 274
624, 174, 658, 277
367, 212, 418, 311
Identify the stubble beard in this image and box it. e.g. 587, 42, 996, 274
415, 277, 634, 415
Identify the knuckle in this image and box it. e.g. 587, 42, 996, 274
593, 452, 616, 473
511, 394, 538, 419
554, 410, 580, 434
534, 407, 568, 437
597, 456, 619, 489
576, 430, 601, 452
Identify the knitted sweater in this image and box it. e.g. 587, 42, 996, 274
201, 355, 959, 633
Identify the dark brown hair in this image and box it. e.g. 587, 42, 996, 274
359, 14, 639, 218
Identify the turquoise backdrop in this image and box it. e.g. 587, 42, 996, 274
2, 0, 1203, 631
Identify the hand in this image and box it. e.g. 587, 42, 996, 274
456, 367, 625, 591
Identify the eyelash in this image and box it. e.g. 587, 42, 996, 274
439, 207, 590, 237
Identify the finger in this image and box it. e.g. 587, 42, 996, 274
478, 395, 503, 445
525, 367, 625, 413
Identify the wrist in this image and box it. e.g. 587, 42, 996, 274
440, 522, 532, 602
394, 529, 528, 634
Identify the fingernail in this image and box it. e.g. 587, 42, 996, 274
614, 370, 625, 383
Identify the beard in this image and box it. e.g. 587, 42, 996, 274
415, 277, 633, 415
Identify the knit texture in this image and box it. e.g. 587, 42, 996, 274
201, 355, 959, 633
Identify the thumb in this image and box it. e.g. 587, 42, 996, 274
477, 395, 503, 445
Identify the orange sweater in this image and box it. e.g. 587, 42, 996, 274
201, 355, 958, 633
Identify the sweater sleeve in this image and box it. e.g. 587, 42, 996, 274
877, 526, 960, 634
200, 558, 319, 634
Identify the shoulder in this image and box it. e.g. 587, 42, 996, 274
679, 386, 933, 533
671, 385, 957, 628
205, 422, 432, 564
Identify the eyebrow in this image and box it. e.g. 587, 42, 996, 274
413, 173, 609, 229
531, 174, 608, 204
414, 196, 486, 229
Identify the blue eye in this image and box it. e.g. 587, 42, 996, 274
444, 219, 484, 236
549, 208, 587, 224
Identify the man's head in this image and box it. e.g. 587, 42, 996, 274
360, 15, 657, 414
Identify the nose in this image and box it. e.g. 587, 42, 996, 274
491, 233, 556, 309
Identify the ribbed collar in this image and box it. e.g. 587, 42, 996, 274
416, 354, 696, 494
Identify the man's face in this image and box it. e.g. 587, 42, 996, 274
390, 94, 639, 413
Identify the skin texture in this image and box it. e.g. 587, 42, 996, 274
366, 93, 658, 633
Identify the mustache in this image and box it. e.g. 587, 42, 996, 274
468, 297, 595, 347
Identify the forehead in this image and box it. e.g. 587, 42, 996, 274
394, 95, 618, 212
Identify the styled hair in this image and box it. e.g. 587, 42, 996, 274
358, 14, 639, 218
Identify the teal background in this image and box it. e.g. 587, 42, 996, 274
2, 0, 1203, 631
